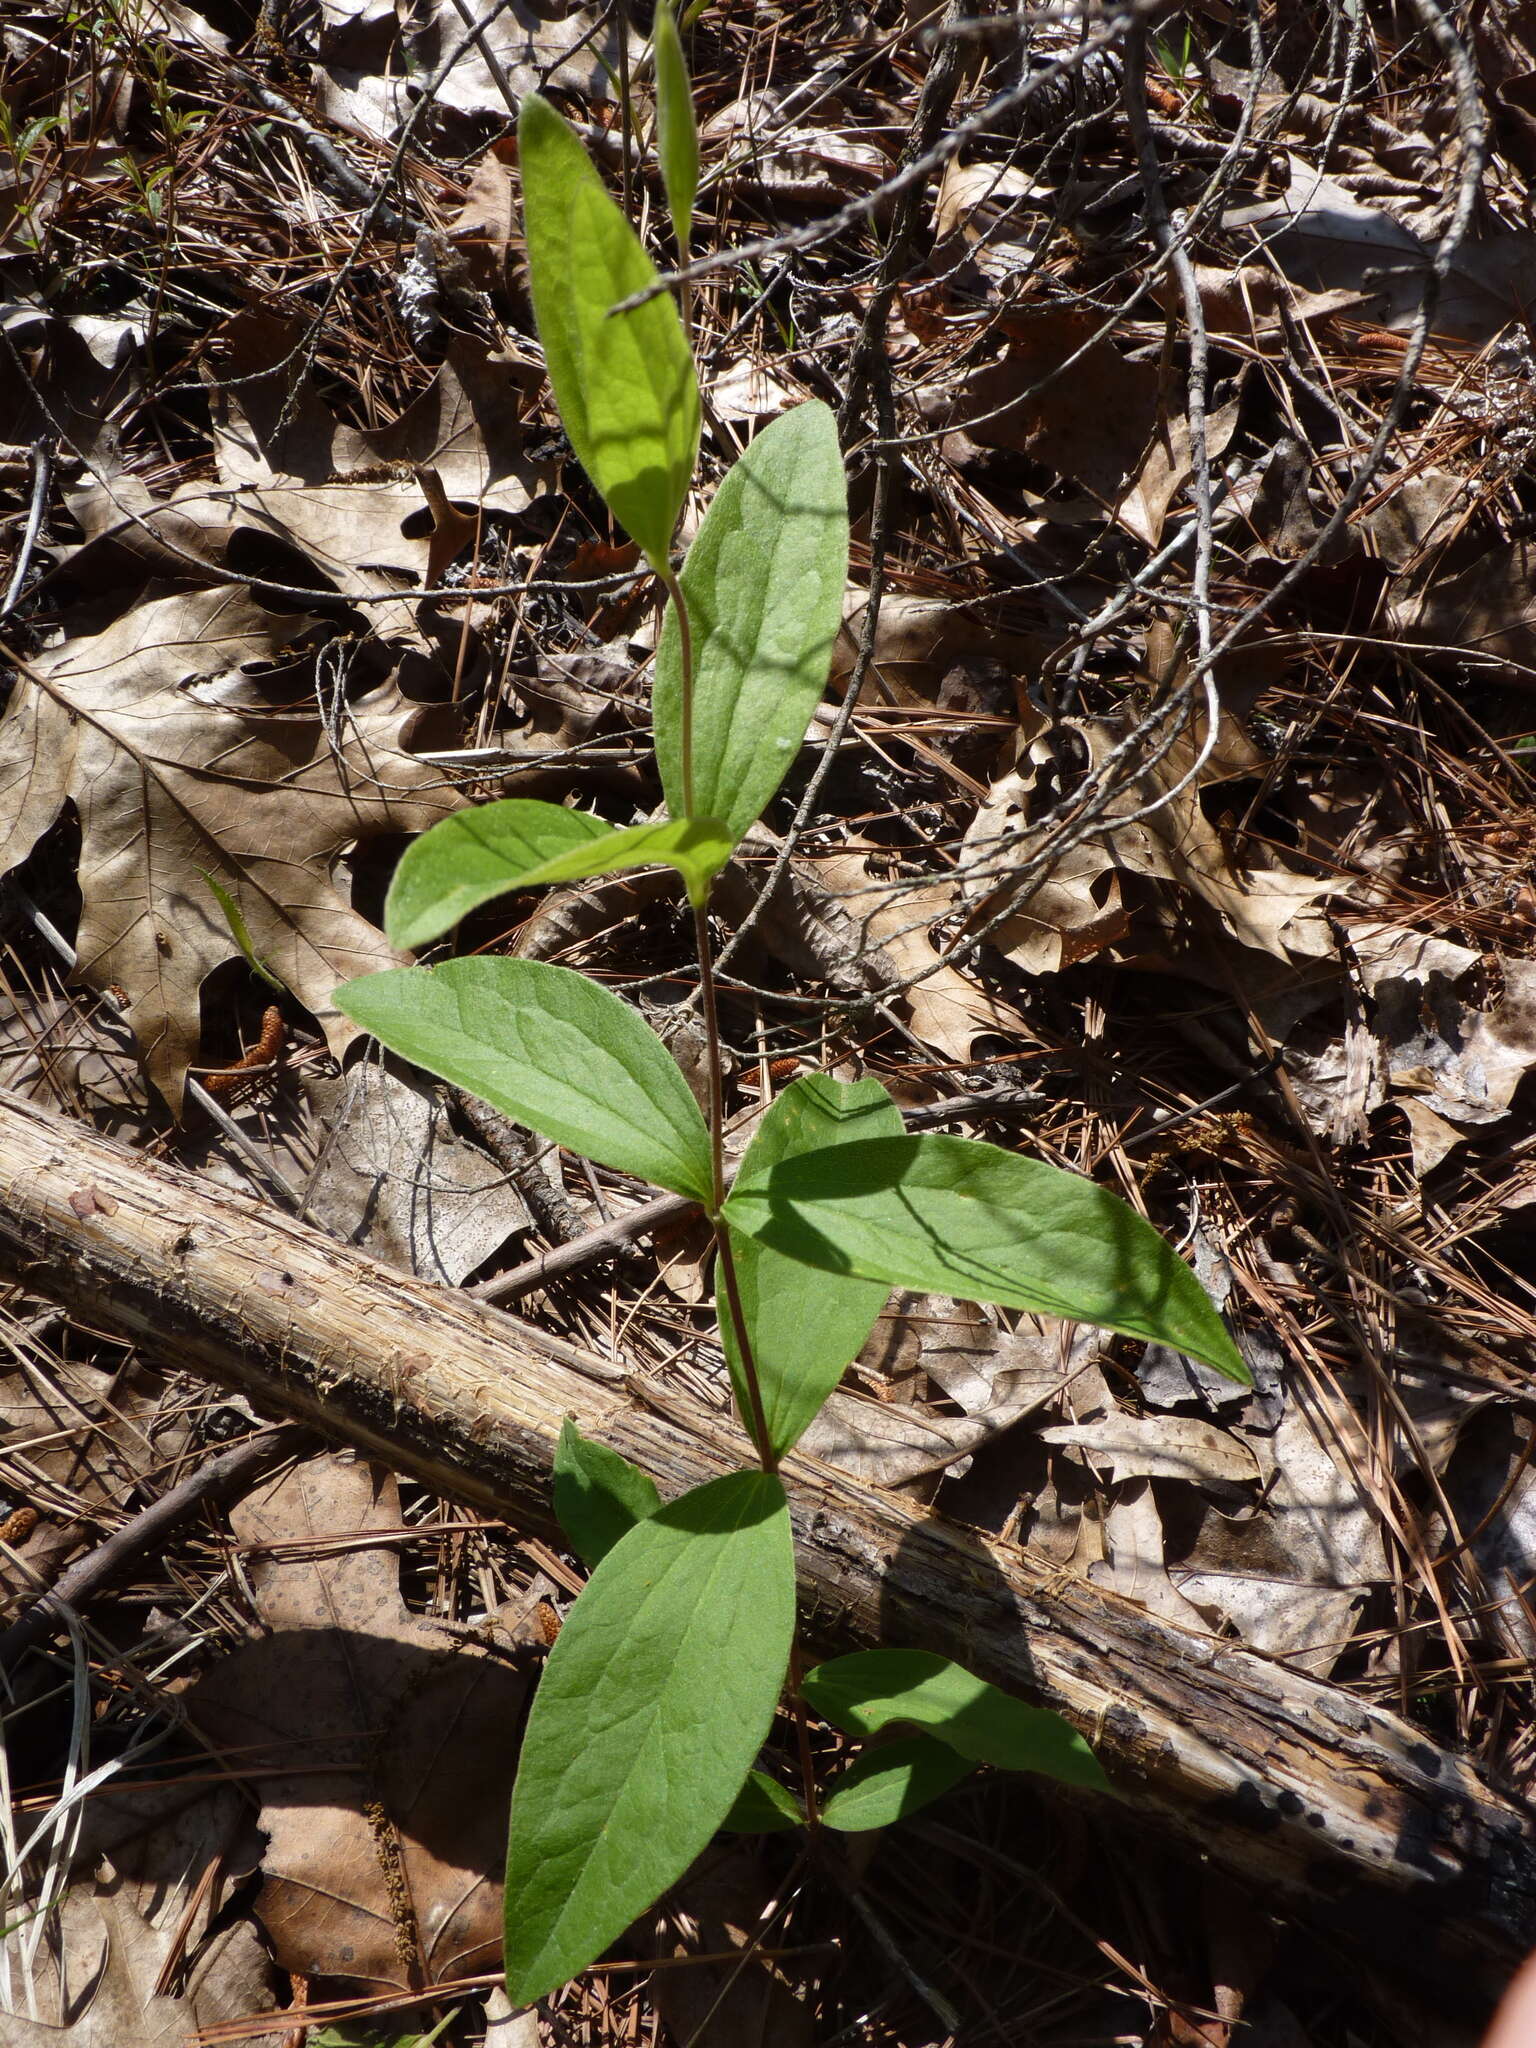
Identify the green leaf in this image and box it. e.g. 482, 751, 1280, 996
386, 803, 733, 947
198, 870, 284, 991
333, 958, 713, 1202
553, 1417, 662, 1568
653, 0, 698, 256
519, 92, 699, 571
819, 1737, 975, 1833
800, 1651, 1107, 1790
720, 1075, 898, 1455
504, 1470, 796, 2005
654, 402, 848, 839
723, 1132, 1249, 1383
719, 1769, 804, 1834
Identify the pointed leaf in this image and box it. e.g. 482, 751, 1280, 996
198, 869, 285, 991
720, 1074, 897, 1455
518, 92, 700, 570
553, 1418, 662, 1569
819, 1737, 975, 1833
504, 1470, 796, 2004
334, 958, 713, 1202
719, 1769, 804, 1834
801, 1651, 1107, 1790
723, 1132, 1248, 1382
386, 803, 732, 947
653, 0, 698, 256
654, 403, 848, 838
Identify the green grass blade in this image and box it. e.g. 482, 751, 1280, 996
653, 0, 698, 256
198, 870, 284, 991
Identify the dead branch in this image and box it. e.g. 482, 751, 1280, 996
0, 1083, 1531, 1994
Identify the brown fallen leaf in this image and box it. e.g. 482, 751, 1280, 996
1388, 534, 1536, 680
1039, 1414, 1261, 1491
304, 1061, 532, 1285
803, 1316, 1096, 1489
0, 1861, 283, 2047
922, 304, 1238, 547
186, 1451, 529, 1994
449, 143, 518, 292
964, 710, 1334, 977
812, 848, 1034, 1064
1174, 1372, 1388, 1677
1092, 1479, 1214, 1633
0, 587, 454, 1111
831, 588, 1055, 704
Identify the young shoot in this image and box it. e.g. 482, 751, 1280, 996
335, 29, 1249, 2010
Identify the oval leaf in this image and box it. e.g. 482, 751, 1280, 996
334, 958, 713, 1202
504, 1470, 796, 2005
386, 803, 733, 948
819, 1737, 975, 1833
653, 0, 698, 255
654, 402, 849, 839
721, 1074, 898, 1455
719, 1769, 804, 1834
519, 92, 699, 570
553, 1417, 662, 1569
800, 1650, 1107, 1790
723, 1132, 1248, 1382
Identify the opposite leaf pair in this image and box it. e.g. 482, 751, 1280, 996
333, 58, 1249, 2016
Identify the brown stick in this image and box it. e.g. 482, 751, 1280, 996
0, 1084, 1530, 1992
0, 1422, 308, 1669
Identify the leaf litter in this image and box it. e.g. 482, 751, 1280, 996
6, 0, 1536, 2040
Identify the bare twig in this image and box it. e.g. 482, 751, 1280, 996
0, 1424, 307, 1671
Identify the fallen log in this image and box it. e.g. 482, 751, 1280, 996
0, 1083, 1530, 1996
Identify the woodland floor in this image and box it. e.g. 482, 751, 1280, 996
4, 0, 1536, 2041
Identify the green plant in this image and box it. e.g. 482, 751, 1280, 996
335, 38, 1249, 2012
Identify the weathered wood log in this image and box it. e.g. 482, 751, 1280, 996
0, 1084, 1530, 1996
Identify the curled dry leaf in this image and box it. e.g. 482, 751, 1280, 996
811, 848, 1034, 1064
802, 1312, 1095, 1488
963, 711, 1334, 978
920, 304, 1240, 548
1227, 151, 1536, 344
0, 588, 455, 1111
0, 1866, 283, 2048
304, 1061, 532, 1284
1039, 1413, 1261, 1492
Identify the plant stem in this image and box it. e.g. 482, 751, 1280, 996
672, 545, 806, 1831
692, 900, 776, 1474
670, 570, 777, 1476
787, 1640, 822, 1832
663, 568, 696, 818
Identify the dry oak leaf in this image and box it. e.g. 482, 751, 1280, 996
0, 1863, 283, 2048
813, 847, 1034, 1064
963, 713, 1334, 976
185, 1452, 528, 1994
0, 586, 454, 1111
